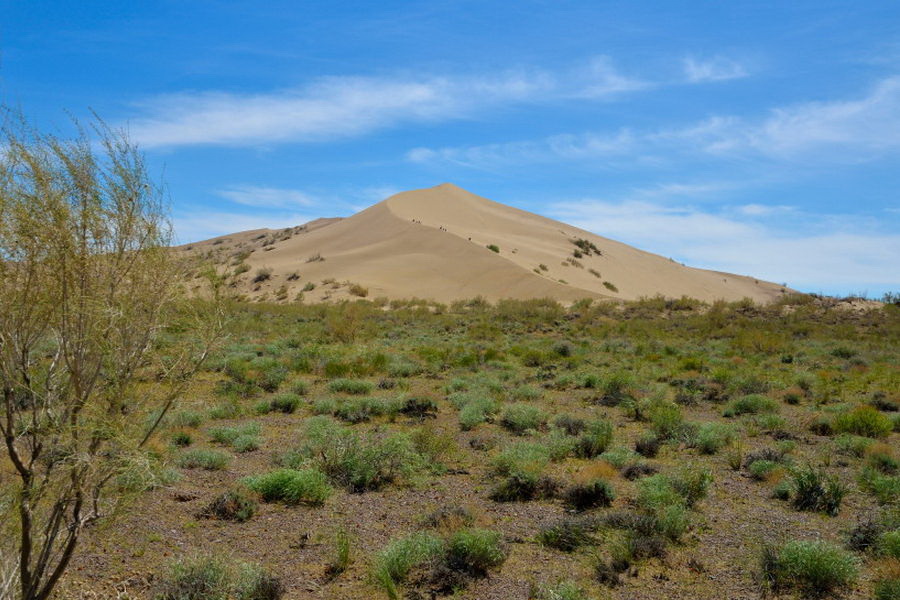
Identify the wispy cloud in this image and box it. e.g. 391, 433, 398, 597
549, 198, 900, 290
409, 76, 900, 167
682, 56, 748, 83
173, 209, 316, 244
217, 185, 317, 208
128, 58, 646, 148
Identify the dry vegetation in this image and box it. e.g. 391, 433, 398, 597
51, 294, 900, 600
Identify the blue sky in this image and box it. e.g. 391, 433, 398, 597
2, 1, 898, 296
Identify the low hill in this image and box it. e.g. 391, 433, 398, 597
180, 183, 787, 304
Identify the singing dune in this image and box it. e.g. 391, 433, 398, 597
183, 183, 788, 304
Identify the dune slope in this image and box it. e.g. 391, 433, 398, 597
182, 183, 786, 303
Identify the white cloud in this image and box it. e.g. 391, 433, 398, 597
173, 210, 315, 244
128, 59, 645, 148
548, 198, 900, 289
217, 185, 317, 208
409, 76, 900, 167
683, 56, 748, 83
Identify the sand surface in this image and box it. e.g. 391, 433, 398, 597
181, 183, 787, 304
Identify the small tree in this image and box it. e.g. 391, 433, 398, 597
0, 110, 222, 600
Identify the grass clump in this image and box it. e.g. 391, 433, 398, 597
723, 394, 778, 417
444, 528, 506, 575
537, 516, 598, 552
370, 532, 444, 599
562, 478, 615, 511
325, 527, 352, 578
573, 418, 614, 458
286, 417, 426, 492
760, 540, 859, 598
499, 403, 546, 434
177, 448, 229, 471
690, 422, 735, 454
328, 378, 375, 395
198, 489, 258, 522
790, 466, 847, 516
242, 468, 332, 506
832, 405, 893, 438
154, 554, 284, 600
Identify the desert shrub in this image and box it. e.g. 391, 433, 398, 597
172, 410, 205, 428
172, 431, 193, 447
269, 393, 302, 414
500, 403, 546, 434
289, 417, 426, 492
537, 516, 598, 552
444, 528, 506, 575
458, 398, 497, 430
210, 422, 261, 446
252, 268, 272, 283
667, 467, 713, 508
332, 397, 399, 423
599, 446, 640, 469
155, 555, 283, 600
242, 468, 332, 506
177, 449, 229, 471
832, 405, 893, 438
867, 444, 899, 474
198, 489, 257, 522
486, 244, 500, 253
596, 371, 633, 405
760, 540, 859, 598
562, 478, 615, 511
489, 442, 557, 502
834, 433, 874, 457
233, 435, 260, 453
348, 283, 368, 297
859, 467, 900, 505
622, 462, 658, 480
400, 397, 438, 419
690, 422, 735, 454
553, 413, 586, 436
603, 281, 618, 293
748, 460, 782, 481
328, 378, 374, 395
573, 419, 613, 458
791, 466, 846, 516
370, 532, 444, 598
649, 401, 686, 441
723, 394, 778, 417
875, 576, 900, 600
878, 530, 900, 559
634, 434, 660, 458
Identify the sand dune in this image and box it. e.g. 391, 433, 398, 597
182, 183, 787, 304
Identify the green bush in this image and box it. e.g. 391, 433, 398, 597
877, 530, 900, 558
328, 378, 374, 395
154, 554, 283, 600
445, 528, 506, 575
177, 448, 229, 471
832, 405, 893, 438
748, 460, 781, 480
723, 394, 778, 417
531, 580, 592, 600
859, 467, 900, 504
269, 393, 302, 414
288, 417, 426, 492
500, 403, 546, 434
875, 577, 900, 600
458, 397, 498, 430
242, 468, 332, 506
791, 466, 846, 516
562, 478, 615, 511
537, 516, 598, 552
198, 489, 257, 523
573, 419, 614, 458
691, 422, 735, 454
371, 532, 444, 598
760, 540, 859, 597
